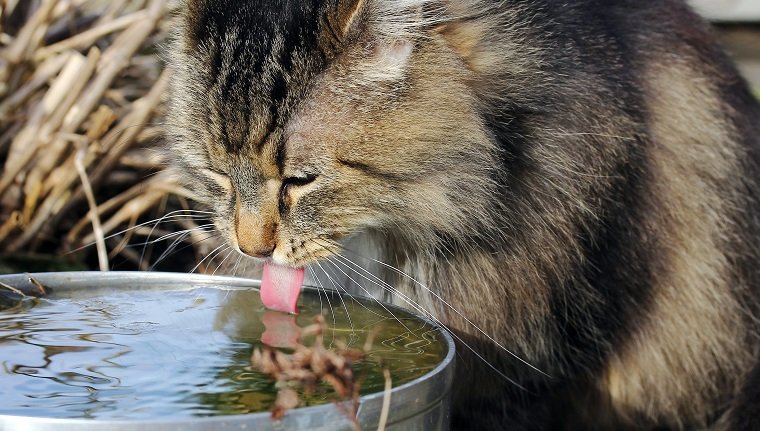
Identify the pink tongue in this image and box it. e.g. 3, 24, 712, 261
261, 262, 305, 314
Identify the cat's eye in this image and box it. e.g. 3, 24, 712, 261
279, 174, 317, 215
201, 169, 232, 192
282, 174, 317, 189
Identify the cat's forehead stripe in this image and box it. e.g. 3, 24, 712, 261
194, 0, 334, 156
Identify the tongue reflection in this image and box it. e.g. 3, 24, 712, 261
260, 261, 305, 314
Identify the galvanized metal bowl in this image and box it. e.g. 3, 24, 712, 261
0, 272, 455, 431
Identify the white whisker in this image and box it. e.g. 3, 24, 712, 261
316, 250, 414, 335
190, 244, 227, 274
212, 248, 236, 275
319, 258, 399, 322
326, 251, 528, 389
131, 225, 214, 247
68, 211, 212, 254
314, 260, 355, 336
149, 231, 220, 270
140, 211, 212, 267
231, 254, 243, 277
307, 266, 338, 346
339, 245, 548, 377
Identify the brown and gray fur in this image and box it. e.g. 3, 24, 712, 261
166, 0, 760, 429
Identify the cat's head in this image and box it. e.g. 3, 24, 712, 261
167, 0, 498, 267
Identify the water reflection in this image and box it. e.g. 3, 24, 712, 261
0, 286, 446, 419
261, 312, 302, 349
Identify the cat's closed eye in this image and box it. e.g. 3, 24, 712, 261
281, 174, 318, 190
201, 169, 232, 193
279, 174, 319, 214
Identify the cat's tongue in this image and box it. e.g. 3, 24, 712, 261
260, 262, 305, 314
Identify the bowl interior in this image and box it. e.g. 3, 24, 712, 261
0, 272, 452, 422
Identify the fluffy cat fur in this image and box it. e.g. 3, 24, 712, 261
167, 0, 760, 429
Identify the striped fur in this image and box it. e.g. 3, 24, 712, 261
167, 1, 760, 429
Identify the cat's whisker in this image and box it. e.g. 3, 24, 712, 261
148, 231, 220, 271
307, 266, 326, 316
240, 258, 249, 279
130, 224, 215, 248
302, 246, 339, 333
307, 265, 338, 346
144, 226, 217, 270
313, 259, 355, 337
146, 230, 193, 271
313, 246, 414, 335
325, 252, 443, 328
133, 218, 211, 262
310, 238, 406, 318
190, 244, 227, 274
67, 211, 212, 254
139, 210, 213, 266
318, 257, 399, 322
337, 243, 549, 377
207, 246, 232, 272
231, 253, 243, 277
324, 253, 430, 316
212, 248, 236, 276
325, 250, 528, 389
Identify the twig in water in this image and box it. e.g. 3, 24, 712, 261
27, 275, 48, 296
0, 281, 27, 298
377, 369, 392, 431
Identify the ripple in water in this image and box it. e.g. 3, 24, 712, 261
0, 286, 447, 419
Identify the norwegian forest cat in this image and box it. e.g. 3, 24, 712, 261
167, 0, 760, 429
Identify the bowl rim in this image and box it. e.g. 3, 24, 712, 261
0, 271, 456, 430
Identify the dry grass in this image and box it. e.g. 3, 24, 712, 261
0, 0, 215, 272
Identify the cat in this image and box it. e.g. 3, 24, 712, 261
166, 0, 760, 429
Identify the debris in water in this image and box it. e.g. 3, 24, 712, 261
251, 315, 372, 429
0, 277, 48, 310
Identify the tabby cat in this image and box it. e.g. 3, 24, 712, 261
167, 0, 760, 429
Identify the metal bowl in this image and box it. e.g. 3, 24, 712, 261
0, 272, 455, 431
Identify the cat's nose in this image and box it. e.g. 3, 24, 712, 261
240, 242, 275, 258
236, 210, 277, 258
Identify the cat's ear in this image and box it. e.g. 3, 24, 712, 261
334, 0, 366, 37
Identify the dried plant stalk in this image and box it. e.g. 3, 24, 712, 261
2, 0, 56, 65
35, 9, 149, 60
74, 143, 108, 271
0, 51, 70, 118
0, 0, 213, 273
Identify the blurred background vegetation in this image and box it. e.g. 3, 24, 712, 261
0, 0, 212, 274
0, 0, 758, 274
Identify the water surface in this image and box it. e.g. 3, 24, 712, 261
0, 285, 446, 419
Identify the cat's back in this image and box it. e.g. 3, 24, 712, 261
473, 0, 760, 428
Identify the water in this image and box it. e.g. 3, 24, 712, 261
0, 285, 447, 420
